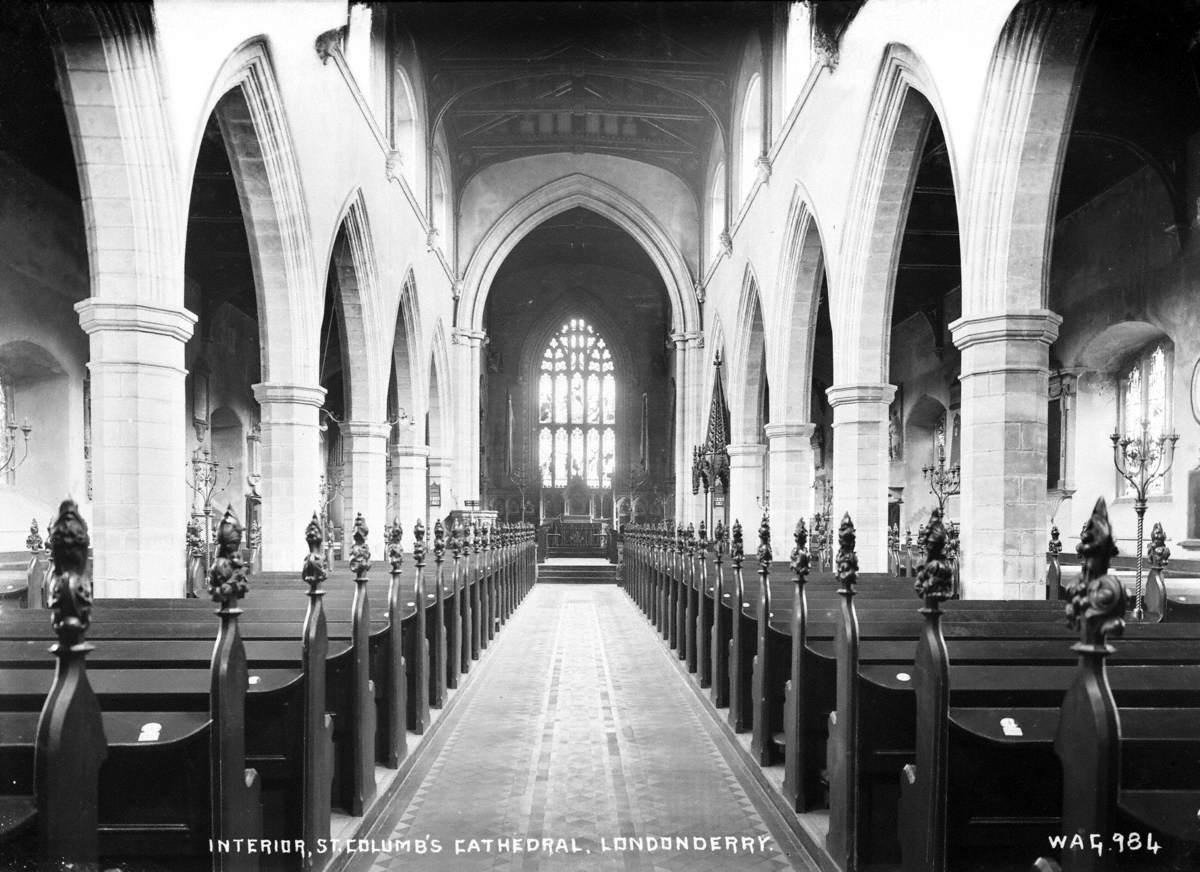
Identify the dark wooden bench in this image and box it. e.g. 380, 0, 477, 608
618, 508, 1200, 872
2, 506, 537, 872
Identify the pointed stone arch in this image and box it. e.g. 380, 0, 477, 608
774, 184, 830, 424
460, 174, 699, 336
47, 3, 181, 307
194, 37, 319, 385
325, 188, 384, 421
962, 1, 1096, 314
729, 264, 769, 445
390, 268, 421, 442
835, 42, 961, 385
425, 319, 454, 516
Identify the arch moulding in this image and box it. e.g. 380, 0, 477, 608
834, 42, 962, 386
193, 36, 319, 385
459, 174, 699, 336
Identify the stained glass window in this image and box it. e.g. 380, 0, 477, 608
538, 318, 615, 487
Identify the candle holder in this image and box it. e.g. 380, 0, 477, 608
185, 440, 235, 575
1111, 418, 1179, 619
922, 447, 960, 514
318, 469, 346, 565
509, 461, 533, 523
1, 415, 32, 475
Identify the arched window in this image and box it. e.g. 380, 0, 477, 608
783, 2, 813, 110
708, 160, 726, 264
1118, 340, 1172, 495
538, 318, 615, 487
739, 73, 763, 204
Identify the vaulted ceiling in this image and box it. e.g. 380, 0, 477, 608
404, 1, 771, 197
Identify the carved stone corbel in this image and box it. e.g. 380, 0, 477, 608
315, 26, 346, 65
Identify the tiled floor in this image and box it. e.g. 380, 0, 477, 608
355, 585, 811, 872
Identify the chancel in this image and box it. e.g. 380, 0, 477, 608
4, 2, 1200, 871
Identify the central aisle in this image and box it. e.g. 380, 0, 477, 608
355, 584, 810, 871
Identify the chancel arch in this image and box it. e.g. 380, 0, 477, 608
482, 207, 674, 545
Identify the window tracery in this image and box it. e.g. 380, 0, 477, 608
538, 318, 615, 487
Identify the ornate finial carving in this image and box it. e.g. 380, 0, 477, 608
349, 513, 371, 582
206, 506, 249, 608
413, 520, 427, 565
790, 518, 810, 581
714, 520, 726, 560
686, 522, 696, 556
248, 519, 262, 552
433, 519, 445, 563
914, 510, 953, 602
26, 518, 42, 553
1149, 522, 1170, 570
48, 500, 92, 643
1048, 524, 1062, 556
676, 523, 685, 554
450, 521, 463, 559
387, 520, 405, 573
1067, 497, 1126, 644
731, 520, 744, 569
470, 521, 480, 554
904, 527, 913, 550
888, 524, 898, 552
757, 513, 772, 568
916, 522, 929, 556
302, 512, 327, 591
836, 513, 858, 592
698, 520, 708, 556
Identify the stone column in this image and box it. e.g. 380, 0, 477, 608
76, 300, 197, 597
950, 311, 1061, 599
765, 422, 816, 553
670, 332, 707, 523
252, 381, 325, 572
393, 443, 429, 532
451, 328, 484, 506
727, 443, 767, 532
827, 383, 895, 573
427, 454, 454, 526
344, 421, 389, 555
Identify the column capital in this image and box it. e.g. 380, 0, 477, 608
825, 383, 896, 408
764, 422, 816, 442
669, 331, 704, 350
451, 327, 487, 347
252, 382, 326, 407
949, 309, 1062, 350
75, 299, 197, 342
343, 420, 391, 440
393, 443, 431, 459
726, 442, 767, 459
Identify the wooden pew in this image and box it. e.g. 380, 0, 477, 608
622, 509, 1200, 872
0, 502, 265, 872
896, 501, 1200, 871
